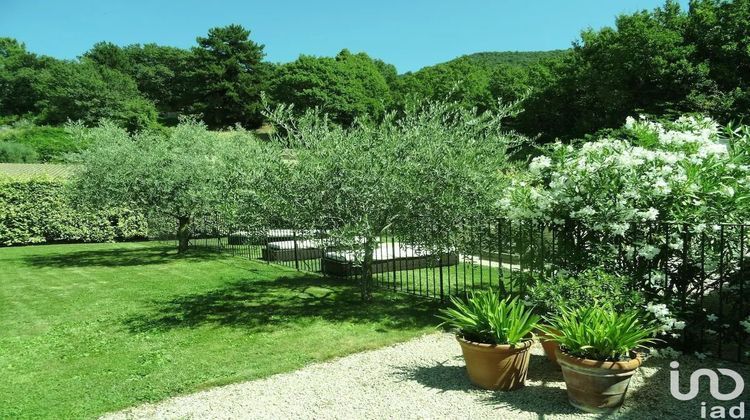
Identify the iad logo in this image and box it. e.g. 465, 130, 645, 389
670, 361, 745, 419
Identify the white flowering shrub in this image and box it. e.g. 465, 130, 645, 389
502, 115, 749, 227
645, 302, 686, 337
740, 317, 750, 334
649, 346, 683, 359
503, 115, 750, 360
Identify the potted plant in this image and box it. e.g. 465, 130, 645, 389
526, 269, 645, 364
438, 290, 540, 391
537, 326, 562, 364
540, 305, 660, 413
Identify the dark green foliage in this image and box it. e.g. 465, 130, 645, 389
0, 178, 148, 246
1, 39, 157, 131
394, 51, 565, 113
0, 142, 38, 163
0, 38, 50, 117
573, 1, 706, 132
0, 126, 78, 162
3, 1, 750, 139
488, 64, 534, 104
188, 24, 270, 128
518, 0, 750, 140
526, 269, 645, 317
85, 42, 193, 115
271, 49, 392, 125
34, 60, 157, 131
372, 57, 400, 91
686, 0, 750, 121
449, 50, 569, 68
397, 57, 494, 111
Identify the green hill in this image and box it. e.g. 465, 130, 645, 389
441, 50, 569, 68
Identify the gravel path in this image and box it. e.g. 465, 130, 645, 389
104, 333, 748, 420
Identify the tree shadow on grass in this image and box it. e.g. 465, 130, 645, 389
125, 274, 442, 334
22, 245, 217, 268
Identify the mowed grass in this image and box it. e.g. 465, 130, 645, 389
0, 241, 440, 419
373, 262, 518, 299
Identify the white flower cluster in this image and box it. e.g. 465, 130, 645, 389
638, 245, 660, 260
650, 346, 682, 359
645, 302, 685, 337
740, 316, 750, 334
498, 115, 749, 343
529, 155, 552, 174
502, 114, 750, 233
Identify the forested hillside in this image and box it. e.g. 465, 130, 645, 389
443, 50, 569, 68
1, 0, 748, 163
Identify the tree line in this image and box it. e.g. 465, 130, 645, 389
1, 0, 748, 140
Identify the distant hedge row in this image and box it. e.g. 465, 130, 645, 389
0, 126, 80, 163
0, 178, 148, 246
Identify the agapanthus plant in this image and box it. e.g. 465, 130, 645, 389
540, 305, 662, 361
437, 290, 540, 346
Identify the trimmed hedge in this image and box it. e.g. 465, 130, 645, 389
0, 178, 148, 246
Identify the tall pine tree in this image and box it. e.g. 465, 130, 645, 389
189, 25, 270, 128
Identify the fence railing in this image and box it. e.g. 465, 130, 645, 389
185, 216, 749, 363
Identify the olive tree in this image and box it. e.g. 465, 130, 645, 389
73, 119, 279, 252
265, 100, 526, 299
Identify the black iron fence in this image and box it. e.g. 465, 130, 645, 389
185, 216, 749, 363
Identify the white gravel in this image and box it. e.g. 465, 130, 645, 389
103, 333, 749, 420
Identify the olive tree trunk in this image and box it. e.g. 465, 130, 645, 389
360, 239, 375, 301
177, 216, 192, 253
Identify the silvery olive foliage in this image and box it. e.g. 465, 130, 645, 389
72, 118, 280, 252
264, 99, 528, 299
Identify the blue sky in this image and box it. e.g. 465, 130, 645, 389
2, 0, 689, 73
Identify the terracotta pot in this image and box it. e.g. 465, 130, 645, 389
556, 349, 642, 413
536, 327, 561, 365
457, 336, 533, 391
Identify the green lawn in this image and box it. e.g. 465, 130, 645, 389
373, 262, 508, 298
0, 241, 440, 419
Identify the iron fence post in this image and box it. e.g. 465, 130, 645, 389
439, 256, 445, 303
293, 230, 300, 271
391, 236, 397, 291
